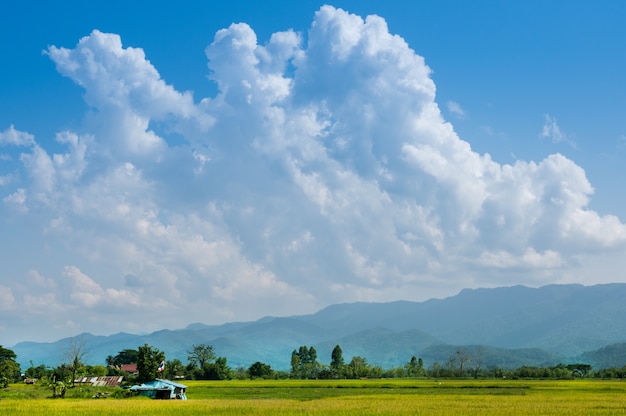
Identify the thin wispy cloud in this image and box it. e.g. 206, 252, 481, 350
541, 114, 576, 148
446, 100, 466, 119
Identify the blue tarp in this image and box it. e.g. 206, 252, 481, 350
129, 379, 187, 400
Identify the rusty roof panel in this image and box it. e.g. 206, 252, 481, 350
75, 376, 124, 387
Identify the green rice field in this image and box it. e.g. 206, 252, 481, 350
1, 379, 625, 415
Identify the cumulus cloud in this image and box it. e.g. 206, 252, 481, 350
46, 30, 214, 160
1, 5, 625, 343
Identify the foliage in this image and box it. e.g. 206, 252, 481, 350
184, 343, 226, 380
60, 338, 88, 387
201, 356, 231, 380
24, 363, 49, 380
578, 342, 626, 370
136, 344, 165, 383
187, 344, 216, 370
186, 349, 230, 380
347, 356, 370, 378
232, 366, 249, 380
508, 364, 575, 379
248, 361, 273, 379
10, 334, 626, 387
0, 346, 17, 362
567, 363, 592, 378
47, 376, 68, 398
106, 349, 139, 367
405, 355, 425, 377
162, 358, 185, 380
593, 366, 626, 379
0, 359, 21, 388
291, 346, 321, 379
84, 365, 108, 377
330, 345, 344, 371
0, 346, 21, 388
52, 364, 73, 384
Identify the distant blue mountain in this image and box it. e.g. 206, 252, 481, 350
12, 284, 626, 370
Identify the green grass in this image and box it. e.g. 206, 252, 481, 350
184, 379, 533, 400
1, 379, 625, 415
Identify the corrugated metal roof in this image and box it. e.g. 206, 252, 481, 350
75, 376, 124, 387
131, 379, 187, 390
129, 379, 187, 400
119, 364, 138, 373
155, 378, 187, 389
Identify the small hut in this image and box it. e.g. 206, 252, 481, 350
129, 379, 187, 400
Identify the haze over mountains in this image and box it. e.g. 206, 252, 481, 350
12, 284, 626, 371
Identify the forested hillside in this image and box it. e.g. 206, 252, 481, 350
12, 284, 626, 371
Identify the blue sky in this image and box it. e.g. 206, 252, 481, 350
1, 1, 626, 346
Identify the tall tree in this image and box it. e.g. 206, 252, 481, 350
62, 338, 87, 387
330, 345, 344, 376
113, 349, 139, 366
298, 346, 310, 364
290, 350, 300, 377
348, 356, 370, 379
188, 344, 216, 369
0, 346, 20, 388
105, 355, 116, 368
292, 345, 320, 379
417, 357, 425, 377
136, 344, 165, 383
406, 355, 418, 377
471, 347, 485, 379
308, 347, 318, 364
455, 348, 470, 378
203, 357, 231, 380
0, 346, 17, 362
567, 363, 592, 378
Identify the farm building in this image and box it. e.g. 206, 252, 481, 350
129, 379, 187, 400
117, 364, 139, 376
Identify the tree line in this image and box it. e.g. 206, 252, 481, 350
3, 341, 626, 394
285, 346, 618, 381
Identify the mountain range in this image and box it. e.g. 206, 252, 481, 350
11, 283, 626, 371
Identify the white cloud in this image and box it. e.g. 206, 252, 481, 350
0, 125, 35, 147
541, 114, 564, 142
1, 5, 625, 343
46, 30, 214, 160
476, 247, 564, 269
446, 100, 466, 119
3, 188, 27, 212
541, 114, 576, 148
63, 265, 143, 309
0, 285, 15, 311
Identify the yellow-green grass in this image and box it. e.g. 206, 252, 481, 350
1, 379, 625, 415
